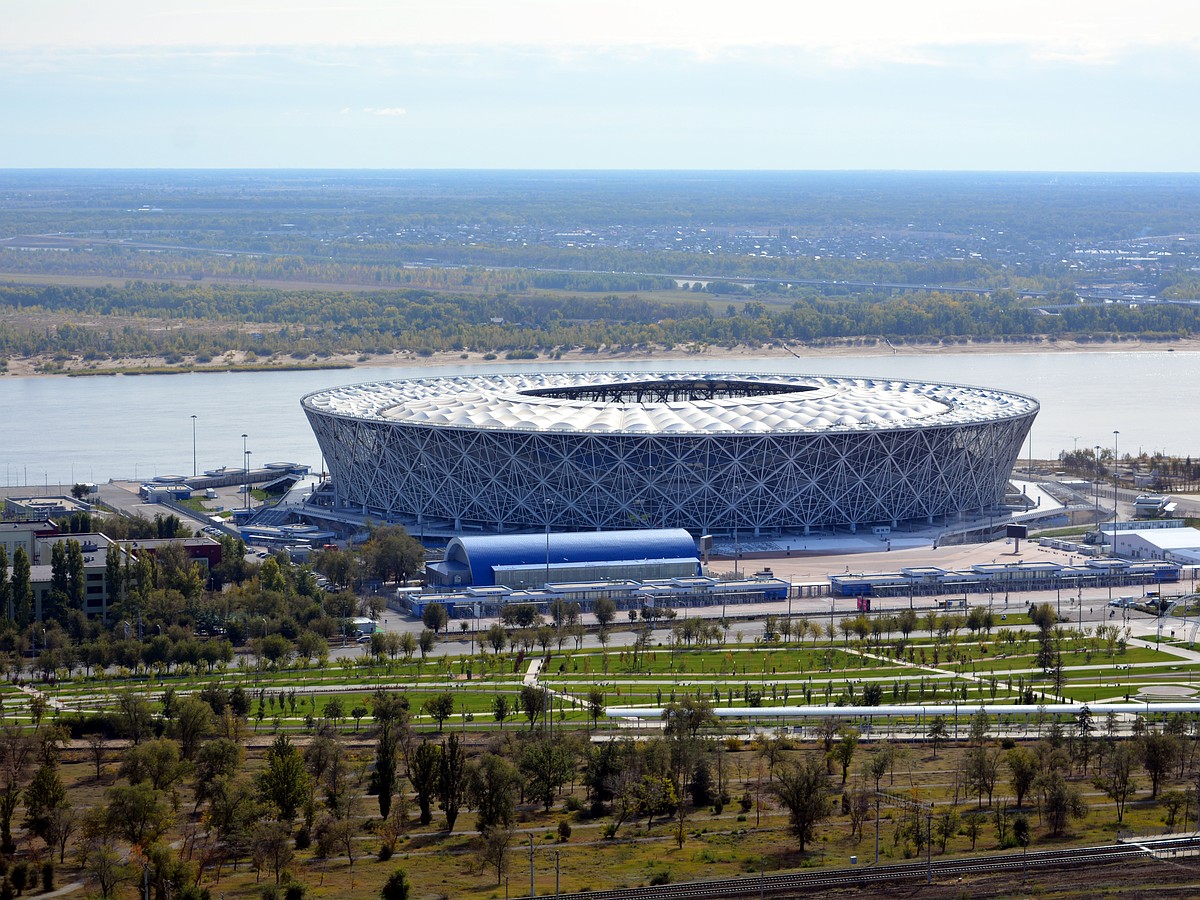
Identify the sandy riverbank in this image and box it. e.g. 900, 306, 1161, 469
4, 337, 1199, 378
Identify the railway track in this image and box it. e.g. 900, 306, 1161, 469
553, 835, 1200, 899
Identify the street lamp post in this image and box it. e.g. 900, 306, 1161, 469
191, 415, 197, 478
544, 498, 552, 588
1113, 430, 1120, 525
242, 433, 250, 510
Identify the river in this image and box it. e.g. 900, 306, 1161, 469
0, 351, 1193, 487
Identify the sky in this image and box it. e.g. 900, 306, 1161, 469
4, 0, 1200, 170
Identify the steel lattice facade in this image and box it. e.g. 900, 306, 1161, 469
302, 373, 1038, 535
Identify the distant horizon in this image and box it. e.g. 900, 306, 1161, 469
4, 167, 1200, 175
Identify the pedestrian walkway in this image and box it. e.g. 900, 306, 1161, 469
523, 657, 543, 687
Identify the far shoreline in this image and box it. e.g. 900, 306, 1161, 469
2, 336, 1197, 379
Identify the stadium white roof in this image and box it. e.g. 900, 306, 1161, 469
303, 372, 1038, 436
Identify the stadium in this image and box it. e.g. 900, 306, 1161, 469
301, 372, 1038, 536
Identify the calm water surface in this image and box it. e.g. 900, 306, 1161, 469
1, 351, 1193, 486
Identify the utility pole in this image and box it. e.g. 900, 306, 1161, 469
926, 811, 936, 888
874, 794, 880, 864
529, 836, 535, 898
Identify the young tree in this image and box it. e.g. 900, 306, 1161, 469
23, 763, 67, 845
193, 737, 244, 812
936, 808, 960, 853
256, 734, 310, 822
1141, 732, 1179, 799
423, 692, 455, 732
421, 602, 448, 635
963, 810, 985, 850
486, 623, 507, 655
120, 738, 189, 792
471, 753, 520, 835
1006, 746, 1038, 808
965, 747, 1002, 807
409, 742, 441, 826
831, 728, 859, 785
773, 753, 831, 852
438, 734, 469, 832
374, 716, 400, 821
520, 738, 576, 810
364, 525, 425, 584
115, 691, 153, 745
105, 783, 173, 846
479, 824, 516, 886
927, 715, 949, 759
0, 727, 34, 854
492, 695, 511, 729
593, 597, 617, 629
1039, 772, 1088, 836
251, 820, 295, 885
520, 684, 548, 731
67, 539, 86, 611
79, 833, 132, 900
11, 547, 32, 629
588, 688, 605, 730
352, 704, 370, 732
171, 696, 213, 760
1012, 812, 1031, 850
1095, 742, 1138, 823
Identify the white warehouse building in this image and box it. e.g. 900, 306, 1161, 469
1112, 527, 1200, 565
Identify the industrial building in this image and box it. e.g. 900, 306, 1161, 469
302, 372, 1038, 536
829, 557, 1181, 598
1109, 527, 1200, 565
395, 573, 792, 620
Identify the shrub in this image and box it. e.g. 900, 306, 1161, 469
381, 868, 411, 900
557, 820, 572, 842
649, 871, 672, 885
41, 863, 53, 893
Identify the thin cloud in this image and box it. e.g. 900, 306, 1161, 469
7, 0, 1200, 67
362, 107, 407, 117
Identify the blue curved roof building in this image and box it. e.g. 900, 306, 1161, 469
427, 528, 701, 588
